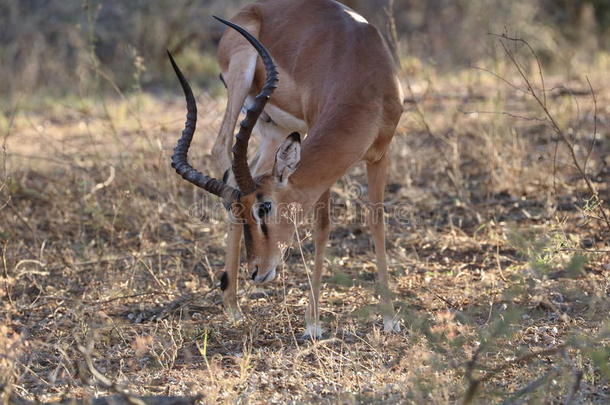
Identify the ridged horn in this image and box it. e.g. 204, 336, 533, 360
168, 50, 241, 202
213, 16, 279, 195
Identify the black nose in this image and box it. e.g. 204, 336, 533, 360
251, 266, 259, 280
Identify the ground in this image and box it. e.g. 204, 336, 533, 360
1, 61, 609, 403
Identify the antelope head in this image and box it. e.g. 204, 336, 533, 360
168, 17, 301, 285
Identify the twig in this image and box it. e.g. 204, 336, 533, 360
498, 367, 560, 405
6, 200, 39, 245
471, 66, 530, 95
383, 0, 400, 67
463, 344, 565, 404
563, 350, 583, 405
495, 33, 610, 233
489, 33, 547, 106
195, 329, 216, 385
5, 390, 201, 405
463, 342, 486, 404
495, 245, 509, 283
84, 166, 116, 201
2, 94, 21, 188
459, 108, 547, 122
78, 343, 147, 405
479, 344, 564, 384
422, 286, 458, 309
559, 248, 609, 254
45, 251, 179, 272
583, 77, 597, 177
86, 291, 169, 306
76, 343, 203, 404
404, 78, 468, 199
1, 343, 201, 404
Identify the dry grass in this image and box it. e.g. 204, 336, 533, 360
1, 53, 609, 403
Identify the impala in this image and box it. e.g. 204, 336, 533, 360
169, 0, 403, 338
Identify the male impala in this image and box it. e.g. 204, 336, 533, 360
169, 0, 403, 338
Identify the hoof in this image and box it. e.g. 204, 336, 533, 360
302, 323, 324, 340
383, 317, 401, 333
225, 306, 244, 323
249, 286, 271, 299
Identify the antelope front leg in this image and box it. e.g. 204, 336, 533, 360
221, 221, 243, 321
304, 190, 331, 339
367, 154, 401, 333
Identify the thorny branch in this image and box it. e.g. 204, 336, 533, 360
494, 33, 610, 232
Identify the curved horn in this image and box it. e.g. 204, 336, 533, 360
167, 50, 241, 202
213, 16, 279, 195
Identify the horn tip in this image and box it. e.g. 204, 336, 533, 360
213, 15, 228, 25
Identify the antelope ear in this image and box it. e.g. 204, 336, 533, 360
273, 132, 301, 186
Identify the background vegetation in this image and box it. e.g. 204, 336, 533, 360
1, 0, 609, 96
1, 0, 609, 403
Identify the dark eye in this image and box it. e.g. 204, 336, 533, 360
257, 201, 272, 219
